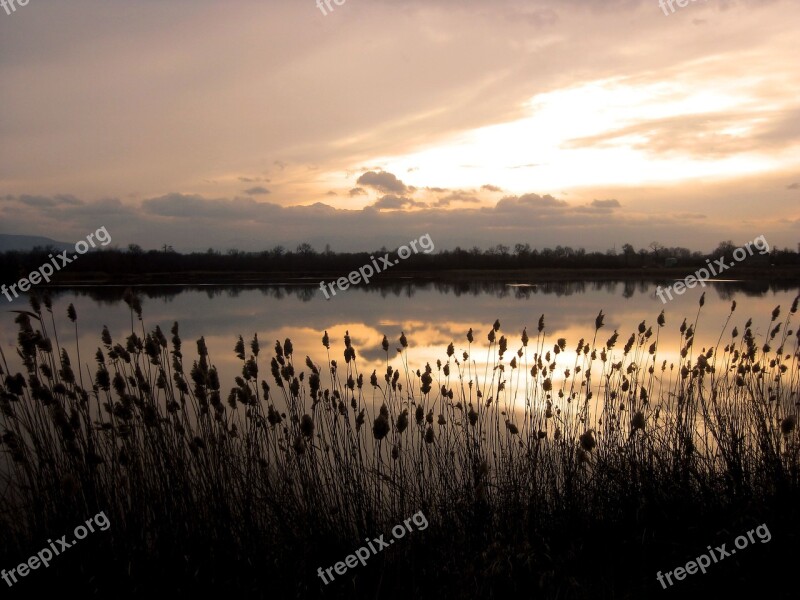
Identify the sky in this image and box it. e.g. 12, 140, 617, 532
0, 0, 798, 253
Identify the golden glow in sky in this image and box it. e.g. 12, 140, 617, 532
1, 0, 798, 251
358, 77, 794, 198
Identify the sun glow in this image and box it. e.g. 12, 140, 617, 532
354, 78, 788, 198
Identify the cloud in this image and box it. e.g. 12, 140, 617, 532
295, 202, 338, 216
565, 107, 800, 159
435, 191, 481, 207
481, 184, 503, 192
349, 187, 367, 196
787, 182, 800, 189
4, 184, 795, 254
590, 199, 621, 209
326, 190, 338, 196
495, 193, 568, 212
371, 195, 427, 210
143, 193, 279, 220
244, 186, 270, 195
0, 0, 795, 213
15, 194, 84, 208
356, 171, 413, 194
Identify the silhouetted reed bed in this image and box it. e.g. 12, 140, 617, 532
1, 291, 798, 598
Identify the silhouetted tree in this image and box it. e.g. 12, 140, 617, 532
296, 243, 315, 256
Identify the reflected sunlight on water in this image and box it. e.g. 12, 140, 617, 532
2, 279, 796, 421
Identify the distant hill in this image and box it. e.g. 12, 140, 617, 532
0, 234, 72, 252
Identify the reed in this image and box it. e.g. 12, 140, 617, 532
0, 291, 798, 597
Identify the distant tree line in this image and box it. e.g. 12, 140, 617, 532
0, 240, 797, 283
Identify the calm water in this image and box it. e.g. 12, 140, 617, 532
2, 279, 797, 391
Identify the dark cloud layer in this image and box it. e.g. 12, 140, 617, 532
372, 195, 427, 210
1, 187, 795, 255
13, 194, 84, 208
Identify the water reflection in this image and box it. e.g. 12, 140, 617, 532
11, 277, 795, 302
1, 280, 797, 394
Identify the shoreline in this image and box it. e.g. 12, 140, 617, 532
21, 265, 800, 286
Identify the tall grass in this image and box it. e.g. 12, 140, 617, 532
1, 291, 798, 598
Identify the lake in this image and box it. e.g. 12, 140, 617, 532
2, 278, 797, 398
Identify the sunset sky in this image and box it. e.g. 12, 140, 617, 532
1, 0, 798, 252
